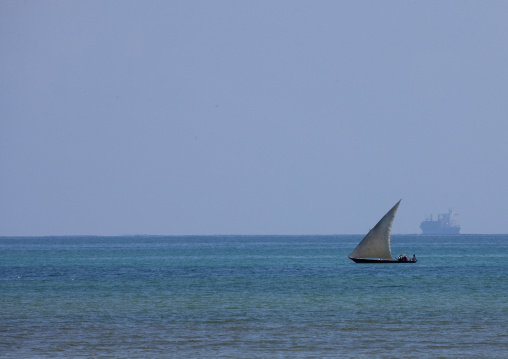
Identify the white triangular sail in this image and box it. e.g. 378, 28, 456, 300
349, 200, 400, 260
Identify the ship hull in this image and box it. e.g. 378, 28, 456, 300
420, 221, 460, 235
349, 257, 417, 263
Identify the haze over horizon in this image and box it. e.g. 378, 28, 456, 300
2, 1, 507, 236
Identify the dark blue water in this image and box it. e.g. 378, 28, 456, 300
1, 235, 507, 358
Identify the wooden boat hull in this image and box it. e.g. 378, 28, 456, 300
349, 257, 417, 263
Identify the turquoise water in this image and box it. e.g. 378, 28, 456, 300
1, 235, 507, 358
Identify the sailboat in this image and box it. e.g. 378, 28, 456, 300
349, 200, 417, 263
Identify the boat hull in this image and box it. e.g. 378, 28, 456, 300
349, 257, 417, 263
420, 221, 460, 235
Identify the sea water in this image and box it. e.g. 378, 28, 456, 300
1, 235, 507, 358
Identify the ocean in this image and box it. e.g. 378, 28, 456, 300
1, 235, 507, 358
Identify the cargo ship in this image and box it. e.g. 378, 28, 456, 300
420, 210, 460, 235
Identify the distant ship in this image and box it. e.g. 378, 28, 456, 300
420, 210, 460, 235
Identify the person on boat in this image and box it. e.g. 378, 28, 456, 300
411, 254, 417, 262
403, 254, 408, 262
398, 254, 403, 261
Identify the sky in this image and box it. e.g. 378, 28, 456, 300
1, 1, 508, 235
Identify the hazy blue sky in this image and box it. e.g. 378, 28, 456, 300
1, 1, 507, 235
